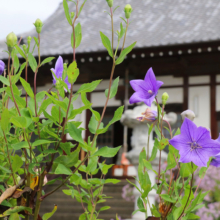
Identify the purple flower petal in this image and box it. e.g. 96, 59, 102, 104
129, 92, 145, 104
129, 67, 163, 106
54, 56, 63, 78
169, 117, 220, 167
0, 60, 5, 75
64, 76, 71, 90
130, 80, 147, 93
180, 118, 197, 142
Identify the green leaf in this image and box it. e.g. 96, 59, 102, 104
55, 164, 72, 175
0, 206, 32, 217
78, 0, 87, 16
8, 213, 19, 220
0, 165, 11, 173
88, 115, 98, 134
166, 151, 177, 170
11, 116, 27, 128
160, 194, 176, 203
68, 104, 91, 120
105, 178, 120, 184
105, 77, 119, 99
93, 146, 121, 157
13, 54, 20, 74
28, 53, 37, 72
42, 205, 57, 220
100, 32, 113, 57
32, 140, 55, 147
149, 139, 158, 162
12, 155, 23, 173
11, 62, 26, 84
15, 45, 26, 59
71, 23, 82, 48
45, 92, 67, 111
98, 206, 110, 213
63, 0, 72, 25
68, 122, 85, 145
0, 75, 10, 86
41, 57, 55, 66
180, 163, 192, 178
11, 141, 29, 150
20, 77, 34, 98
67, 61, 79, 84
137, 197, 145, 210
187, 213, 200, 219
1, 108, 10, 131
77, 80, 102, 93
116, 42, 136, 65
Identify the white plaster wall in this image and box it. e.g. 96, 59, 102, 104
157, 88, 183, 104
157, 75, 183, 86
216, 85, 220, 111
188, 86, 210, 128
216, 74, 220, 83
189, 76, 210, 84
91, 92, 121, 107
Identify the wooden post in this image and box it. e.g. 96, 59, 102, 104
210, 75, 217, 139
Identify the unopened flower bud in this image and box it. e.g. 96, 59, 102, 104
27, 36, 32, 45
162, 92, 169, 105
22, 44, 27, 54
34, 19, 43, 34
124, 4, 132, 19
6, 32, 17, 53
71, 12, 75, 19
0, 60, 5, 75
106, 0, 113, 7
181, 110, 195, 122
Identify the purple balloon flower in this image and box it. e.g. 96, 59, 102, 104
129, 67, 163, 107
51, 56, 71, 91
169, 118, 220, 167
0, 60, 5, 75
210, 134, 220, 167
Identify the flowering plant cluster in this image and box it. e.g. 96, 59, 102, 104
0, 0, 136, 219
127, 68, 220, 219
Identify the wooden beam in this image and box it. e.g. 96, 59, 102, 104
210, 75, 217, 139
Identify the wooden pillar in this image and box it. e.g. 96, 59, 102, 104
210, 75, 217, 139
183, 76, 188, 110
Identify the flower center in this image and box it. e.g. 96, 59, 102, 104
148, 90, 153, 94
190, 141, 202, 151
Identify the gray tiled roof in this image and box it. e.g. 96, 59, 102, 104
1, 0, 220, 59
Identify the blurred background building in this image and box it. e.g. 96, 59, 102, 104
1, 0, 220, 219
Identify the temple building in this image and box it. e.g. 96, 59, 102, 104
1, 0, 220, 219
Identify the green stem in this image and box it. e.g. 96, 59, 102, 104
3, 131, 16, 185
33, 171, 45, 220
178, 172, 194, 220
119, 19, 129, 56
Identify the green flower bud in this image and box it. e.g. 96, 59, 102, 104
27, 36, 32, 45
6, 32, 17, 53
71, 12, 75, 19
22, 44, 27, 54
106, 0, 113, 7
124, 4, 132, 19
34, 19, 43, 34
162, 92, 169, 105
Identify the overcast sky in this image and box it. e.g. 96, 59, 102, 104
0, 0, 62, 40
